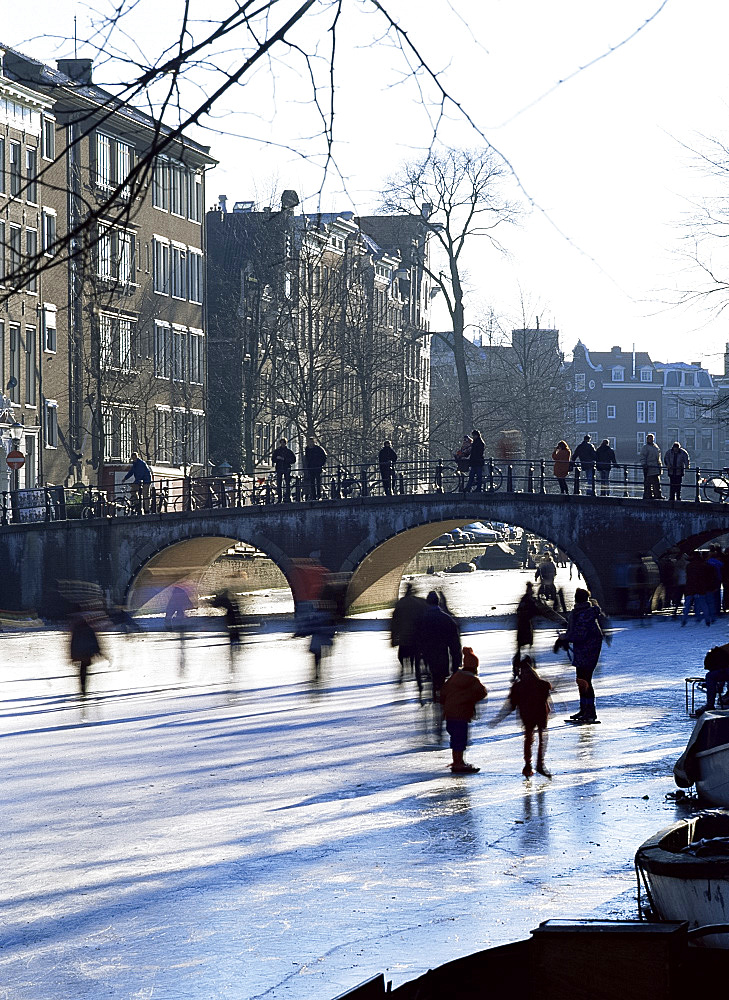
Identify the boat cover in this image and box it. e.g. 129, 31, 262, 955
674, 711, 729, 788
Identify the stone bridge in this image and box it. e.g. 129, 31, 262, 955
2, 492, 729, 617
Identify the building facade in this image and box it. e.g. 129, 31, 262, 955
1, 46, 215, 491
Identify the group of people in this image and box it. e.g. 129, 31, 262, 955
552, 434, 693, 500
453, 431, 488, 492
271, 438, 399, 501
654, 546, 729, 625
391, 578, 611, 778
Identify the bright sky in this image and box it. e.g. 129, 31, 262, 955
6, 1, 729, 370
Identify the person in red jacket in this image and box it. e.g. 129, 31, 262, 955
439, 646, 487, 773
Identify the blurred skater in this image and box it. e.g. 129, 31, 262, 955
515, 582, 565, 662
556, 587, 610, 724
211, 590, 245, 666
70, 611, 101, 698
439, 647, 487, 773
420, 590, 462, 704
391, 583, 428, 694
508, 654, 553, 778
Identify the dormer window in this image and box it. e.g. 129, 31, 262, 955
640, 368, 652, 382
612, 367, 624, 382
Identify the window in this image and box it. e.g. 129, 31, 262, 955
44, 399, 58, 448
612, 367, 624, 382
98, 225, 136, 284
9, 325, 20, 402
26, 148, 37, 204
170, 163, 187, 216
188, 171, 203, 222
117, 231, 135, 284
606, 405, 616, 419
96, 133, 132, 198
25, 229, 38, 292
0, 138, 5, 193
189, 411, 205, 465
25, 326, 36, 405
152, 237, 170, 294
155, 407, 171, 463
684, 371, 696, 387
9, 142, 21, 197
640, 368, 652, 382
42, 305, 57, 353
42, 117, 55, 160
702, 430, 713, 453
647, 400, 656, 423
189, 330, 204, 383
171, 245, 187, 298
102, 405, 135, 461
173, 326, 187, 381
153, 158, 169, 209
0, 221, 5, 282
636, 431, 646, 451
667, 429, 679, 447
154, 320, 172, 377
9, 225, 21, 277
573, 372, 585, 392
42, 211, 56, 255
666, 399, 678, 419
636, 401, 646, 423
587, 401, 598, 423
575, 404, 586, 424
188, 250, 203, 303
100, 313, 135, 370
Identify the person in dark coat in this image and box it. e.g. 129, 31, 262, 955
515, 582, 565, 659
509, 655, 553, 777
698, 644, 729, 712
440, 646, 487, 773
271, 438, 296, 502
572, 434, 597, 491
464, 429, 486, 492
391, 583, 428, 690
303, 438, 328, 499
378, 440, 398, 496
663, 441, 690, 502
557, 587, 610, 724
70, 612, 101, 697
595, 439, 618, 496
420, 590, 462, 701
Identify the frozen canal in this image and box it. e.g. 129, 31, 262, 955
0, 567, 716, 998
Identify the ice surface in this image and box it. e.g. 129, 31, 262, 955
0, 570, 710, 998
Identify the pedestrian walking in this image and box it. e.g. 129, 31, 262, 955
122, 451, 153, 512
439, 646, 487, 773
70, 611, 102, 698
271, 438, 296, 502
595, 439, 618, 496
509, 654, 553, 778
464, 429, 485, 492
303, 438, 328, 500
639, 433, 663, 499
420, 590, 462, 703
552, 440, 571, 495
663, 441, 690, 502
681, 551, 714, 627
378, 439, 398, 496
556, 587, 610, 724
571, 434, 597, 492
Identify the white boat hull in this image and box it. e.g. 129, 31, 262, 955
696, 742, 729, 806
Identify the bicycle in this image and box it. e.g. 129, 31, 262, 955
81, 488, 130, 519
327, 467, 363, 500
445, 462, 503, 493
701, 473, 729, 503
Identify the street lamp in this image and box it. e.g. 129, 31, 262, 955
9, 421, 23, 448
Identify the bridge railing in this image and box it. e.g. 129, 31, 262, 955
1, 460, 725, 523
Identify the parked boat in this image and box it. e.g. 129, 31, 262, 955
635, 810, 729, 948
674, 710, 729, 805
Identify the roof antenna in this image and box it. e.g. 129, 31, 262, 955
74, 16, 78, 58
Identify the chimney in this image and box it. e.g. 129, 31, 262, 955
611, 346, 621, 354
57, 58, 93, 84
218, 194, 228, 214
281, 190, 299, 212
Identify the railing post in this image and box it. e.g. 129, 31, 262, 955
696, 467, 701, 503
539, 459, 546, 493
294, 475, 302, 503
489, 457, 494, 492
360, 464, 369, 498
573, 465, 581, 495
398, 472, 404, 495
507, 465, 514, 493
435, 459, 443, 493
44, 488, 52, 522
527, 464, 534, 493
623, 465, 629, 498
590, 468, 597, 497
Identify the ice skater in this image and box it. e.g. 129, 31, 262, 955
439, 647, 487, 773
69, 611, 102, 698
507, 654, 553, 778
555, 587, 610, 724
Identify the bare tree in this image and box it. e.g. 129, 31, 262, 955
382, 147, 519, 434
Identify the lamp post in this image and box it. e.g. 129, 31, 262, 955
9, 420, 24, 491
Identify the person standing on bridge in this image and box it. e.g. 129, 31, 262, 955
571, 434, 597, 492
552, 440, 571, 495
303, 438, 328, 500
464, 429, 485, 492
122, 452, 153, 513
664, 441, 690, 502
272, 437, 296, 503
639, 433, 663, 499
378, 440, 398, 496
595, 439, 618, 497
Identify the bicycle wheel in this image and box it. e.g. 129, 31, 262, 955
447, 470, 466, 493
703, 477, 729, 503
342, 479, 362, 499
81, 503, 96, 519
484, 466, 503, 491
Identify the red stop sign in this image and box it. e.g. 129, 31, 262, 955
6, 450, 25, 470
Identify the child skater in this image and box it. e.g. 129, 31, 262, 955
493, 653, 553, 778
439, 647, 487, 773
